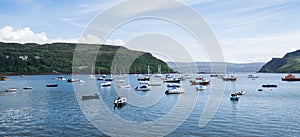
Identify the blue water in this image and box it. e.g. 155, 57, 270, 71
0, 73, 299, 136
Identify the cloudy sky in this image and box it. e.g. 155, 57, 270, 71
0, 0, 300, 63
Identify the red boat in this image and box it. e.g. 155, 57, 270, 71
47, 84, 58, 87
282, 74, 300, 81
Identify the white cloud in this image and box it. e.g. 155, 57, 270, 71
0, 26, 124, 45
0, 26, 49, 44
221, 30, 300, 63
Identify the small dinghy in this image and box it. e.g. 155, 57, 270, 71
23, 86, 32, 90
82, 93, 100, 100
230, 93, 240, 101
165, 87, 184, 94
196, 85, 206, 91
114, 97, 127, 106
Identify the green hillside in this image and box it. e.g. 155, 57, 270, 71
0, 42, 173, 75
259, 50, 300, 73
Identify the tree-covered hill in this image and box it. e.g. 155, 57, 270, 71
259, 50, 300, 73
0, 42, 173, 75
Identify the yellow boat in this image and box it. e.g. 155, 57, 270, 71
0, 76, 8, 81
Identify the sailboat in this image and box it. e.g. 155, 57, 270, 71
88, 66, 95, 79
230, 81, 240, 101
145, 66, 151, 76
154, 65, 163, 78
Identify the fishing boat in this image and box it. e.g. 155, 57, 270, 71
222, 75, 237, 81
114, 97, 127, 106
135, 84, 151, 91
163, 78, 180, 83
235, 90, 245, 95
248, 74, 258, 78
0, 76, 8, 81
47, 84, 58, 87
5, 88, 17, 92
262, 84, 277, 88
167, 83, 181, 88
137, 76, 150, 81
281, 74, 300, 81
196, 85, 206, 90
165, 87, 184, 94
116, 80, 125, 83
82, 93, 100, 100
67, 79, 76, 82
148, 81, 162, 86
23, 86, 32, 90
101, 82, 111, 87
190, 79, 210, 85
230, 93, 240, 101
119, 85, 131, 88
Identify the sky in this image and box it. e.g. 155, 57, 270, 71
0, 0, 300, 63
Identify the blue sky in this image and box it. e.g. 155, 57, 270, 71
1, 0, 300, 63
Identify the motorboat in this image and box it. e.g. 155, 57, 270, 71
47, 84, 58, 87
262, 84, 277, 88
163, 78, 180, 83
148, 81, 162, 86
5, 88, 17, 92
105, 78, 114, 81
167, 83, 181, 88
165, 87, 184, 94
101, 82, 111, 87
56, 76, 66, 81
222, 75, 237, 81
248, 74, 258, 78
23, 86, 32, 90
235, 90, 245, 95
82, 93, 100, 100
0, 76, 8, 81
116, 80, 125, 83
135, 84, 151, 91
137, 76, 150, 81
119, 85, 131, 88
196, 85, 206, 90
114, 97, 127, 106
282, 74, 300, 81
190, 79, 210, 85
67, 79, 76, 82
230, 93, 240, 101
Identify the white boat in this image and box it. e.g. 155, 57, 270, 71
114, 97, 127, 106
101, 82, 111, 87
5, 88, 17, 92
196, 85, 206, 90
167, 83, 181, 88
23, 86, 32, 90
248, 74, 258, 78
139, 81, 149, 84
76, 80, 85, 83
135, 84, 151, 91
116, 80, 125, 83
119, 85, 131, 88
88, 75, 95, 79
165, 87, 184, 94
148, 81, 162, 86
235, 90, 245, 95
230, 93, 240, 101
82, 93, 100, 100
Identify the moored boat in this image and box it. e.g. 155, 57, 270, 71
114, 97, 127, 106
282, 74, 300, 81
135, 84, 151, 91
137, 76, 150, 81
5, 88, 17, 92
47, 84, 58, 87
67, 79, 76, 82
82, 93, 100, 100
222, 75, 238, 81
235, 90, 245, 95
167, 83, 181, 88
163, 78, 180, 83
23, 86, 32, 90
0, 76, 8, 81
165, 87, 184, 94
119, 85, 131, 88
101, 82, 111, 87
196, 85, 206, 90
262, 84, 277, 88
190, 79, 210, 85
248, 74, 258, 78
230, 93, 240, 101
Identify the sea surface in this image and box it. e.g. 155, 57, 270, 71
0, 73, 299, 136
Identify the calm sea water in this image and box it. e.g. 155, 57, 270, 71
0, 73, 299, 136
